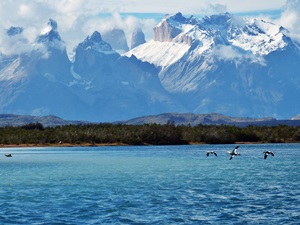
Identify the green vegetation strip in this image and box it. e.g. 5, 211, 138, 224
1, 122, 300, 146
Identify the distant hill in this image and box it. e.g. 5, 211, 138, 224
121, 113, 300, 127
0, 114, 86, 127
1, 113, 300, 128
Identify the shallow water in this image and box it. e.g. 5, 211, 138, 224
0, 144, 299, 224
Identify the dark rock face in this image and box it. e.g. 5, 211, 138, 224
130, 28, 146, 49
102, 28, 129, 53
153, 12, 194, 44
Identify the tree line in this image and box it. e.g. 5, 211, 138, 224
0, 122, 300, 146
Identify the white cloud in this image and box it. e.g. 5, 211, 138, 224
0, 1, 160, 57
213, 45, 266, 66
0, 29, 30, 55
276, 0, 300, 42
18, 4, 32, 16
0, 0, 288, 57
204, 3, 228, 15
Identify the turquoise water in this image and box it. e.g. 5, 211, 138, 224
0, 144, 299, 224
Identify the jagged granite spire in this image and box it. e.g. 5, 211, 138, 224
130, 27, 146, 49
90, 31, 102, 42
36, 18, 62, 43
102, 28, 129, 53
77, 31, 114, 53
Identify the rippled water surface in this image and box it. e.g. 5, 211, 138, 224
0, 144, 300, 224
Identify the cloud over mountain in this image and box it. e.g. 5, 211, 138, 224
0, 1, 299, 122
0, 1, 290, 58
127, 12, 300, 119
277, 0, 300, 42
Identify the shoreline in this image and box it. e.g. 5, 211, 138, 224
0, 142, 129, 148
0, 141, 281, 149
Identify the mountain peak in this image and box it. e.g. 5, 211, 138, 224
77, 31, 115, 54
90, 31, 102, 42
102, 28, 129, 53
128, 12, 300, 119
1, 13, 300, 121
154, 11, 292, 55
202, 12, 232, 25
40, 19, 58, 35
131, 27, 146, 49
170, 12, 186, 22
37, 18, 62, 44
154, 13, 186, 42
162, 12, 199, 27
48, 18, 57, 30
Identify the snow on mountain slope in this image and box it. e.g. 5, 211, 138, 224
0, 18, 187, 122
37, 18, 66, 52
1, 13, 299, 121
126, 12, 300, 119
0, 58, 25, 81
72, 32, 185, 121
0, 19, 90, 120
128, 13, 292, 67
228, 18, 288, 55
125, 40, 190, 69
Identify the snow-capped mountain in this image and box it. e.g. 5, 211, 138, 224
71, 31, 184, 121
0, 19, 183, 122
0, 12, 299, 122
126, 12, 300, 119
0, 19, 91, 120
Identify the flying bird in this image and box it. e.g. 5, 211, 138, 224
227, 146, 240, 160
264, 151, 274, 159
206, 151, 217, 156
4, 153, 12, 157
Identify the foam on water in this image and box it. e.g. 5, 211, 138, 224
0, 144, 299, 224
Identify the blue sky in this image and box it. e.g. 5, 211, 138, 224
0, 0, 299, 56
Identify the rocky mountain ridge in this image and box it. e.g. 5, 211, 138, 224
0, 19, 182, 122
127, 12, 300, 119
0, 12, 299, 122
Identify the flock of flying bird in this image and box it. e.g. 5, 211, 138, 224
3, 146, 275, 160
206, 146, 275, 160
